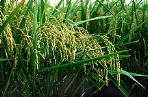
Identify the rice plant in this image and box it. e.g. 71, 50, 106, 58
0, 0, 147, 97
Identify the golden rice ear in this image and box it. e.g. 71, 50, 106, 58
0, 0, 124, 94
100, 35, 120, 86
37, 19, 121, 87
0, 11, 15, 58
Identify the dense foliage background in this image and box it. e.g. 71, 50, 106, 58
0, 0, 148, 97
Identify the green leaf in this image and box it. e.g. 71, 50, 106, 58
100, 63, 130, 97
73, 15, 112, 27
119, 55, 130, 58
38, 50, 128, 72
116, 21, 147, 44
128, 72, 148, 77
33, 0, 38, 88
108, 71, 130, 97
0, 58, 11, 61
111, 69, 146, 89
0, 0, 6, 12
96, 0, 115, 16
120, 69, 145, 89
19, 0, 33, 29
40, 0, 45, 24
53, 0, 64, 14
0, 0, 25, 34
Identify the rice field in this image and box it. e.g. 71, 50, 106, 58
0, 0, 148, 97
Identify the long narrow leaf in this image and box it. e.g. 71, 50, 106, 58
0, 58, 11, 61
116, 21, 147, 44
19, 0, 33, 29
120, 69, 146, 89
129, 72, 148, 77
38, 50, 128, 72
96, 0, 115, 17
110, 69, 146, 89
32, 0, 38, 95
0, 0, 6, 12
109, 72, 130, 97
0, 0, 25, 33
73, 15, 112, 26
